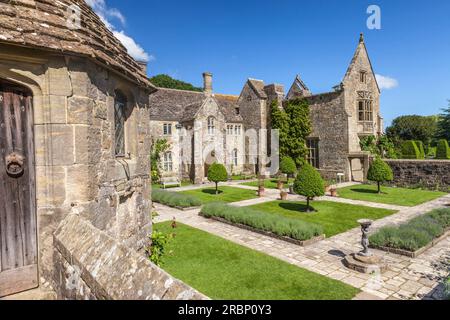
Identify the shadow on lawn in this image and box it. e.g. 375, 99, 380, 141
348, 187, 389, 195
279, 202, 317, 213
201, 189, 224, 195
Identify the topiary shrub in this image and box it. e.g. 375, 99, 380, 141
279, 156, 297, 182
367, 158, 394, 194
293, 163, 325, 212
414, 141, 425, 159
207, 163, 228, 194
400, 140, 420, 159
436, 139, 450, 159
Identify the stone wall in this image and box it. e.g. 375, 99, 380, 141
53, 214, 208, 300
0, 44, 152, 292
307, 91, 350, 181
385, 160, 450, 192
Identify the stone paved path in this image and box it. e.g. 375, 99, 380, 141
153, 192, 450, 300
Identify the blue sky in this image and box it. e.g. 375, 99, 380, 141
89, 0, 450, 126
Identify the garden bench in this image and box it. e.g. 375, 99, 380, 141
161, 177, 181, 189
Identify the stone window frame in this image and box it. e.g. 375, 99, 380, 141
207, 116, 215, 135
114, 90, 127, 157
232, 149, 239, 166
113, 88, 136, 159
358, 100, 373, 122
307, 138, 320, 169
227, 125, 233, 135
234, 125, 241, 136
163, 151, 173, 172
360, 71, 367, 83
163, 123, 172, 136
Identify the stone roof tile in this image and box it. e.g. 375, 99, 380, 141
0, 0, 153, 89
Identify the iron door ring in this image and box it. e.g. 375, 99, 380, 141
5, 152, 25, 177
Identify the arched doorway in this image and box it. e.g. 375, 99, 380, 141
204, 150, 217, 178
0, 79, 38, 297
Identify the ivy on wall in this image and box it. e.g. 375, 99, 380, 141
271, 99, 312, 168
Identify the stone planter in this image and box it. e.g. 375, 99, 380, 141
370, 228, 450, 258
330, 188, 338, 197
280, 191, 288, 201
258, 186, 265, 197
200, 214, 325, 247
277, 181, 284, 190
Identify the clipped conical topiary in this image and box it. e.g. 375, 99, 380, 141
207, 163, 228, 195
279, 156, 297, 182
367, 158, 394, 194
293, 163, 325, 212
436, 139, 450, 159
414, 141, 425, 159
400, 140, 420, 159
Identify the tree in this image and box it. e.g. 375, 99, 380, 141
367, 158, 394, 194
151, 139, 170, 183
359, 135, 398, 159
386, 115, 439, 147
436, 139, 450, 159
437, 101, 450, 141
293, 163, 325, 212
279, 156, 297, 182
271, 99, 312, 168
150, 74, 203, 92
207, 163, 228, 194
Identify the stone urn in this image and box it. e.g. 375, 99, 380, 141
280, 191, 288, 201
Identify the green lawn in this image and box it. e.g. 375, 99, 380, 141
249, 201, 397, 237
241, 179, 292, 189
337, 184, 446, 207
179, 186, 258, 203
155, 222, 359, 300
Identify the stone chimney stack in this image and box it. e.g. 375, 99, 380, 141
137, 61, 148, 75
203, 72, 213, 93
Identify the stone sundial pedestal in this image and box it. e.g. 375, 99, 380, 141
344, 219, 387, 274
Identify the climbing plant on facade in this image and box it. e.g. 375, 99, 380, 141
271, 99, 312, 168
151, 139, 170, 183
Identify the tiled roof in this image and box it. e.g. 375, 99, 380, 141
149, 88, 243, 123
0, 0, 153, 89
248, 79, 268, 99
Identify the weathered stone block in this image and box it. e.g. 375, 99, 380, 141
65, 165, 95, 203
74, 125, 101, 164
35, 124, 75, 166
68, 96, 94, 124
36, 165, 66, 207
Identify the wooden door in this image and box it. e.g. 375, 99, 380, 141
0, 80, 38, 297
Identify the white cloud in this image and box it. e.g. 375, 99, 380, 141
113, 31, 154, 62
375, 74, 399, 90
86, 0, 153, 62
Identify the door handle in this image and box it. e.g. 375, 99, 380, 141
5, 152, 25, 177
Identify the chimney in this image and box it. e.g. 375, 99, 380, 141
137, 61, 148, 75
203, 72, 213, 93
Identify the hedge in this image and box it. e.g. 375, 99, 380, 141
436, 139, 450, 160
152, 189, 202, 208
400, 140, 421, 159
414, 141, 425, 159
369, 208, 450, 252
200, 202, 323, 241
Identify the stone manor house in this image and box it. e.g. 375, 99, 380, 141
150, 34, 383, 184
0, 0, 382, 300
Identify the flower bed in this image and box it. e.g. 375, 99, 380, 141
200, 202, 324, 245
152, 189, 202, 209
369, 208, 450, 257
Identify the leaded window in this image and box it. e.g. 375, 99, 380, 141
163, 152, 173, 172
232, 149, 238, 166
163, 123, 172, 136
208, 117, 215, 135
358, 100, 373, 122
114, 91, 127, 156
307, 139, 319, 169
